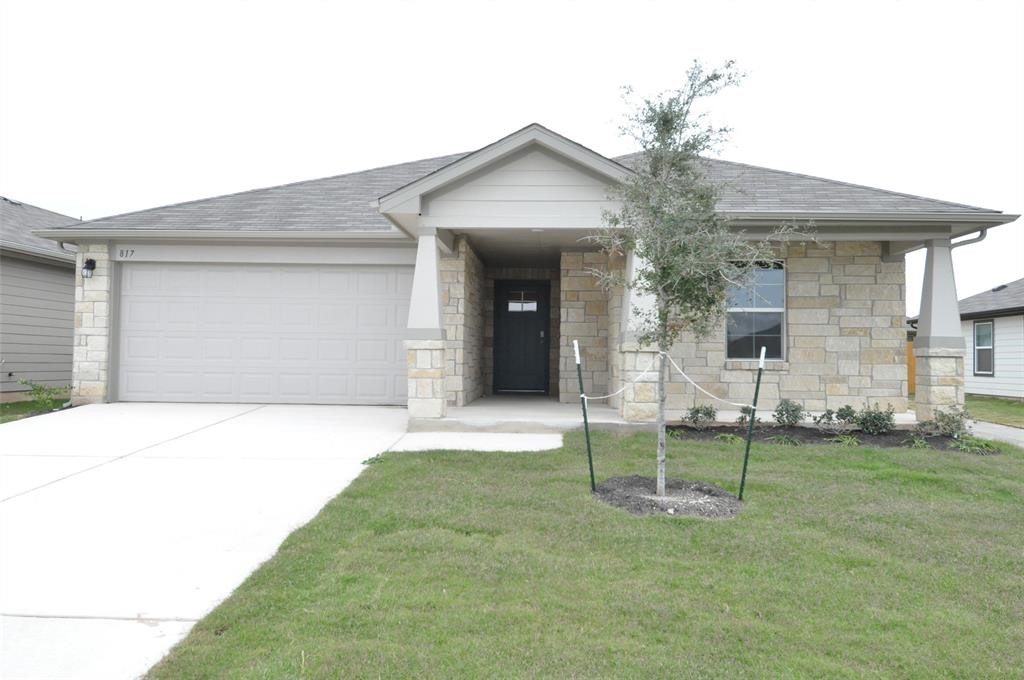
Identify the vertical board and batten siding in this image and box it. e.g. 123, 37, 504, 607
0, 254, 75, 391
962, 316, 1024, 398
422, 146, 614, 225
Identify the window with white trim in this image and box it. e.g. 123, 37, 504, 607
974, 320, 994, 376
726, 262, 785, 360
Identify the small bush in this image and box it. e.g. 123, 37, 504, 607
772, 399, 807, 427
836, 405, 857, 425
766, 433, 801, 446
684, 404, 717, 431
951, 434, 999, 455
917, 406, 974, 439
736, 406, 761, 427
714, 432, 744, 445
856, 403, 896, 436
17, 379, 70, 411
827, 434, 861, 447
814, 409, 852, 435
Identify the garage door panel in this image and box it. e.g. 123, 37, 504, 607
118, 263, 411, 404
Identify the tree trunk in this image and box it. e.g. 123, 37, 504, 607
656, 344, 668, 496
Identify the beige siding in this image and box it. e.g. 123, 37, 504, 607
422, 146, 614, 227
0, 254, 75, 391
962, 315, 1024, 399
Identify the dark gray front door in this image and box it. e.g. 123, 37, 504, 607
493, 280, 550, 393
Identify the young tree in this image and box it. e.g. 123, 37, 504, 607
593, 61, 794, 496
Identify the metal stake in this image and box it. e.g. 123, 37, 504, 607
738, 346, 766, 501
574, 339, 596, 492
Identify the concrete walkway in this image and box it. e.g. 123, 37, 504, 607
973, 421, 1024, 448
0, 403, 408, 680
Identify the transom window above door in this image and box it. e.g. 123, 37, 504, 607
507, 290, 538, 312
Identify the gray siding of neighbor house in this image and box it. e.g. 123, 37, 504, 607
0, 253, 75, 392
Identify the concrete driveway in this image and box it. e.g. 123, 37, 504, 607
0, 403, 408, 680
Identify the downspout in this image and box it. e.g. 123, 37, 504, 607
950, 228, 987, 250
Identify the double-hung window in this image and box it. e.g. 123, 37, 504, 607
973, 320, 994, 376
726, 262, 785, 360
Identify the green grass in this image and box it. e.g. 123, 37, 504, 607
149, 433, 1024, 679
0, 400, 45, 424
967, 394, 1024, 428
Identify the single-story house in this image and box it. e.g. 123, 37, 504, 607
959, 278, 1024, 399
36, 124, 1020, 421
1, 196, 79, 397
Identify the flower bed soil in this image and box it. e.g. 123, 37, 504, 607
594, 475, 741, 519
668, 424, 957, 449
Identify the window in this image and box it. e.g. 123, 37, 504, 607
727, 262, 784, 359
974, 320, 994, 376
507, 290, 538, 313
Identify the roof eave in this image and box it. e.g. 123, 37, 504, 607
724, 211, 1018, 226
34, 228, 412, 243
0, 239, 76, 264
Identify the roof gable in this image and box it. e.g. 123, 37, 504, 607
0, 196, 78, 261
378, 123, 630, 215
958, 277, 1024, 317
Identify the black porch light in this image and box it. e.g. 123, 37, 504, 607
82, 258, 96, 279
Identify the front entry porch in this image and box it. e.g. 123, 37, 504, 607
406, 394, 637, 433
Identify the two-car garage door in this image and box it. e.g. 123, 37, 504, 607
117, 262, 412, 404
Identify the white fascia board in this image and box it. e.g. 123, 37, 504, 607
33, 229, 412, 244
0, 241, 76, 266
725, 211, 1018, 226
378, 124, 631, 214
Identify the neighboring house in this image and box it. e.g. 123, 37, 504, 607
959, 278, 1024, 399
36, 124, 1020, 421
0, 196, 79, 396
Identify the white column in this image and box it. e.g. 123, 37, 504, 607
915, 238, 964, 353
620, 249, 656, 343
914, 238, 965, 420
407, 233, 443, 339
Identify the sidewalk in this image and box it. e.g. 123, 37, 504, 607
973, 421, 1024, 448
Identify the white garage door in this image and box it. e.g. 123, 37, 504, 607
117, 262, 412, 404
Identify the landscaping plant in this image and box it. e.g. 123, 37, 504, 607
772, 399, 807, 427
590, 60, 795, 495
855, 403, 896, 436
827, 434, 861, 447
736, 405, 761, 428
16, 378, 70, 412
917, 406, 974, 439
684, 404, 717, 431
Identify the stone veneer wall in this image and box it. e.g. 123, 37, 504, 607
483, 266, 560, 396
618, 241, 908, 421
71, 243, 113, 405
559, 251, 623, 403
439, 237, 485, 407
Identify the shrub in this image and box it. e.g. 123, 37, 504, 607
714, 432, 744, 445
856, 403, 896, 436
684, 404, 717, 431
827, 434, 861, 447
836, 405, 857, 425
951, 435, 999, 455
901, 433, 931, 449
813, 409, 852, 435
735, 406, 761, 427
917, 406, 974, 439
772, 399, 807, 427
17, 379, 70, 411
766, 433, 801, 446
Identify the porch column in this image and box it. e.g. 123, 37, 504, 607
913, 238, 965, 421
405, 234, 447, 418
619, 250, 659, 422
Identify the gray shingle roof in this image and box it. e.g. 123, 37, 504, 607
43, 138, 1004, 235
958, 277, 1024, 317
616, 153, 999, 214
1, 196, 78, 260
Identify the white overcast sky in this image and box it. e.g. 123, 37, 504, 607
1, 0, 1021, 315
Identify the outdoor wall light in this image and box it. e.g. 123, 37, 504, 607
82, 259, 96, 279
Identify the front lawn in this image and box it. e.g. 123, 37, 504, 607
0, 400, 46, 424
967, 394, 1024, 428
150, 432, 1024, 678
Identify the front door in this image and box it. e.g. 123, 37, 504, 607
494, 280, 550, 393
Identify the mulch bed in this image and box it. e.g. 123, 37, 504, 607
668, 424, 957, 449
595, 475, 741, 519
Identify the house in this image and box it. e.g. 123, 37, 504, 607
0, 197, 80, 397
35, 124, 1020, 421
959, 278, 1024, 399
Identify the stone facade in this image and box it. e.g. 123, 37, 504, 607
405, 339, 447, 417
71, 243, 112, 405
483, 266, 561, 396
440, 237, 485, 406
618, 241, 909, 421
913, 350, 966, 420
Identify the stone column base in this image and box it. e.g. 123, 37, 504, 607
913, 350, 965, 421
406, 339, 447, 418
619, 348, 660, 423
